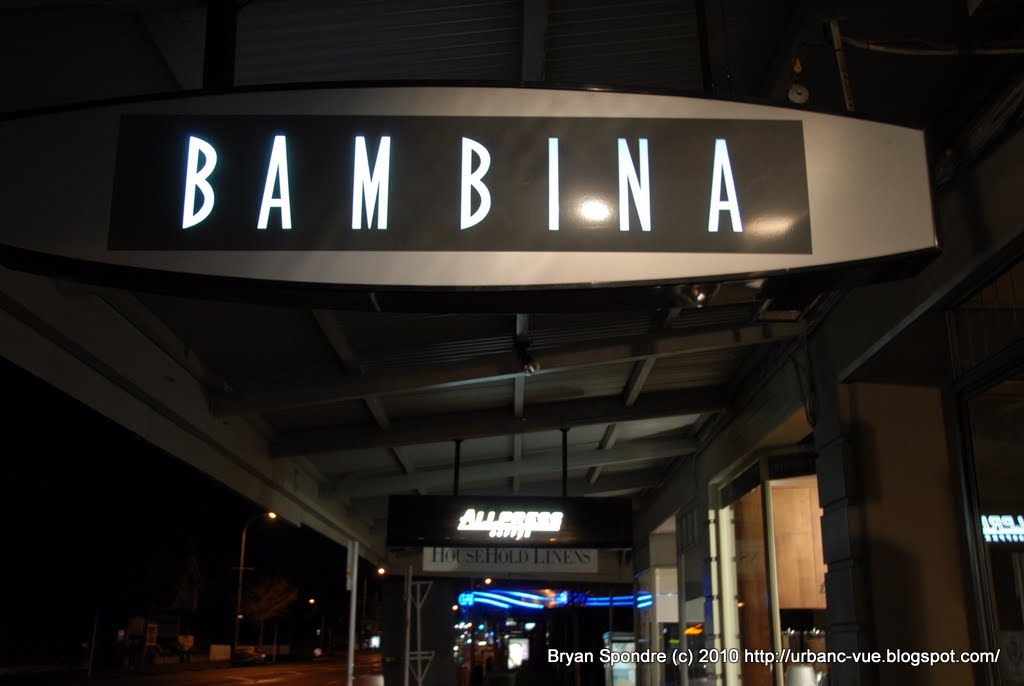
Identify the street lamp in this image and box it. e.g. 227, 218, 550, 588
233, 511, 277, 652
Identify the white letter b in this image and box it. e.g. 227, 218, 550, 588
182, 136, 216, 229
460, 137, 491, 230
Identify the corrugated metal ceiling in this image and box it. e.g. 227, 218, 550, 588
546, 0, 704, 91
235, 0, 522, 85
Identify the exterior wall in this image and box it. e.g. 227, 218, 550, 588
637, 100, 1024, 686
841, 383, 974, 685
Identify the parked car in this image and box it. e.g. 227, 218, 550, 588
231, 647, 268, 666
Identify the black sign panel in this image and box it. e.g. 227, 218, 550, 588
110, 115, 810, 254
386, 495, 633, 548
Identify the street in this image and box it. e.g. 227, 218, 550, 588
0, 656, 384, 686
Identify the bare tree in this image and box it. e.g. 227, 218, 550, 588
244, 577, 298, 650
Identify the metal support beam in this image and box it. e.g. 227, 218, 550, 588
334, 437, 695, 498
421, 471, 661, 498
453, 439, 462, 496
275, 386, 727, 457
512, 314, 528, 492
694, 0, 732, 96
213, 322, 802, 417
561, 427, 569, 497
313, 309, 392, 430
623, 357, 656, 406
521, 0, 549, 82
140, 9, 205, 90
202, 0, 236, 92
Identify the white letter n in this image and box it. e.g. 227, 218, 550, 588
618, 138, 651, 232
352, 135, 391, 230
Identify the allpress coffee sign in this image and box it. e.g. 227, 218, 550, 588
386, 495, 633, 548
109, 115, 810, 254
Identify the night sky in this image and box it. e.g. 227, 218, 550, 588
0, 356, 374, 667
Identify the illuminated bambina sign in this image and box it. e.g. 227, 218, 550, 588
456, 508, 564, 540
108, 115, 811, 254
981, 514, 1024, 542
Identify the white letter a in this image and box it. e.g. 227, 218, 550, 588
707, 138, 742, 233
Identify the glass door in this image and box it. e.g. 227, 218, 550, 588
962, 366, 1024, 685
713, 450, 824, 686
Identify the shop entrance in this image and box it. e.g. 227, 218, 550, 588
709, 449, 827, 686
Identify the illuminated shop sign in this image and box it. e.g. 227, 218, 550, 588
424, 547, 597, 574
386, 495, 632, 548
981, 514, 1024, 542
0, 87, 938, 289
108, 115, 811, 254
456, 508, 563, 539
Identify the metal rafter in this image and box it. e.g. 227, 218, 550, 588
211, 321, 803, 417
331, 438, 694, 497
512, 313, 529, 492
521, 0, 549, 82
313, 309, 393, 432
273, 385, 727, 457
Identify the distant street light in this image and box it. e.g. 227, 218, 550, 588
377, 567, 386, 576
308, 598, 316, 605
234, 512, 278, 652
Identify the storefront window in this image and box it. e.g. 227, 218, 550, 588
966, 370, 1024, 683
712, 457, 827, 686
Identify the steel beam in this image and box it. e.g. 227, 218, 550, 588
333, 438, 693, 497
521, 0, 549, 82
274, 385, 727, 457
212, 322, 801, 417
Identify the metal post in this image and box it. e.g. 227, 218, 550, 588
453, 439, 463, 496
203, 0, 237, 91
561, 427, 569, 497
233, 524, 249, 651
403, 568, 412, 686
347, 540, 359, 686
88, 611, 98, 678
829, 19, 856, 112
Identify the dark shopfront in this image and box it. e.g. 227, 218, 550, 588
0, 84, 954, 686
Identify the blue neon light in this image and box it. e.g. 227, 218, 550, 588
459, 589, 655, 610
473, 597, 511, 609
474, 592, 545, 610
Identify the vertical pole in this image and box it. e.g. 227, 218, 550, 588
347, 540, 359, 686
203, 0, 237, 91
88, 611, 99, 678
829, 19, 856, 112
403, 568, 412, 686
561, 427, 569, 497
453, 439, 463, 496
234, 524, 248, 651
272, 625, 279, 664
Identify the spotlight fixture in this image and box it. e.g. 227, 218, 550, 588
688, 284, 713, 308
484, 578, 493, 585
377, 566, 387, 576
514, 341, 540, 374
787, 57, 810, 105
